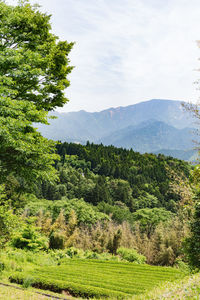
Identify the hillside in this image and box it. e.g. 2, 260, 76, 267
53, 142, 190, 215
100, 120, 194, 153
0, 143, 194, 297
153, 149, 197, 162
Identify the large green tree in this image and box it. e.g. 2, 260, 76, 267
0, 0, 73, 188
0, 0, 73, 110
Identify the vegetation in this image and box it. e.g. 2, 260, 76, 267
0, 140, 194, 269
117, 247, 146, 263
0, 0, 73, 188
0, 285, 66, 300
9, 258, 184, 298
0, 1, 200, 299
184, 201, 200, 269
134, 273, 200, 299
55, 142, 190, 212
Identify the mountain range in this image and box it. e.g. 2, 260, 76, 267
36, 99, 198, 161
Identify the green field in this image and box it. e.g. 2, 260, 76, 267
10, 259, 184, 299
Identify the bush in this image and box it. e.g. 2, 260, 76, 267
9, 272, 126, 298
107, 229, 122, 255
117, 247, 146, 264
183, 202, 200, 269
0, 262, 5, 271
65, 247, 80, 258
22, 276, 34, 288
12, 221, 48, 251
49, 231, 65, 250
0, 205, 19, 247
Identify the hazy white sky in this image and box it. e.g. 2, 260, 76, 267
6, 0, 200, 112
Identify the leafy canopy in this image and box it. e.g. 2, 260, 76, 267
0, 0, 73, 187
0, 0, 74, 110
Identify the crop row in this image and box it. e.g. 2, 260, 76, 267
54, 259, 183, 277
30, 271, 152, 294
9, 260, 184, 298
32, 268, 176, 292
10, 272, 129, 299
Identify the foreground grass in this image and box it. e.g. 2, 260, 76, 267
0, 286, 46, 300
133, 272, 200, 299
9, 259, 184, 299
0, 283, 69, 300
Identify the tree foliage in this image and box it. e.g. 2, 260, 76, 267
55, 142, 190, 212
12, 218, 48, 251
0, 0, 73, 110
0, 1, 73, 188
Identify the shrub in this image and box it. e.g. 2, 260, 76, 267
49, 231, 65, 250
107, 229, 122, 255
183, 202, 200, 269
12, 220, 48, 251
0, 205, 19, 247
65, 247, 80, 258
0, 262, 5, 271
9, 261, 183, 298
117, 247, 146, 264
22, 276, 34, 288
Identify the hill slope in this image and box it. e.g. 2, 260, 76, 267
100, 120, 194, 153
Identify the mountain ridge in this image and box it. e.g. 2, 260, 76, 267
36, 99, 197, 160
100, 120, 194, 153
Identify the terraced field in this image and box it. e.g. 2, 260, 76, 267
10, 259, 184, 299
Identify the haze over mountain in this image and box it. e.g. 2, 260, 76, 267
100, 120, 194, 152
37, 99, 197, 160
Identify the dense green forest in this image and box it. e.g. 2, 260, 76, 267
27, 141, 191, 225
56, 142, 190, 211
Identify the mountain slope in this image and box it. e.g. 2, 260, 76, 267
36, 99, 196, 160
100, 120, 194, 153
153, 149, 197, 161
37, 99, 194, 142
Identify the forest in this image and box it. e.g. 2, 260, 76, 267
0, 141, 195, 265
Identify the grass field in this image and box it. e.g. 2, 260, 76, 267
0, 283, 70, 300
0, 286, 48, 300
10, 259, 184, 299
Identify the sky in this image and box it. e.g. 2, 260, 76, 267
6, 0, 200, 112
